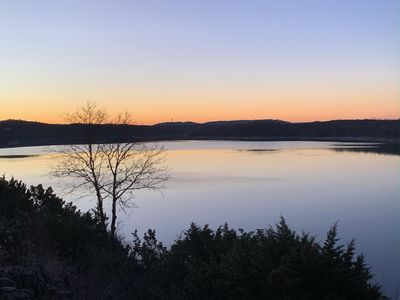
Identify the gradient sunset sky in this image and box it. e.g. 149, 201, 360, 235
1, 0, 399, 124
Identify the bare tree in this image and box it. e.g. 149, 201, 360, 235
51, 102, 169, 237
52, 102, 108, 226
100, 113, 169, 238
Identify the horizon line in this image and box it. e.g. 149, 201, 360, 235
1, 117, 399, 126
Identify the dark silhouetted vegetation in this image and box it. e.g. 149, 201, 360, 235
0, 119, 399, 148
0, 177, 388, 299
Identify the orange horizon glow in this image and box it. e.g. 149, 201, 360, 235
1, 82, 399, 125
1, 103, 398, 125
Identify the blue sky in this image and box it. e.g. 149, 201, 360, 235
0, 0, 399, 123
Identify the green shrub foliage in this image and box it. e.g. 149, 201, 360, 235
0, 177, 386, 299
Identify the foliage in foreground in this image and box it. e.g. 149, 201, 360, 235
0, 177, 386, 299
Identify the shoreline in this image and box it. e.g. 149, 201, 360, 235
0, 136, 399, 150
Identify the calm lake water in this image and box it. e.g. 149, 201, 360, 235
0, 141, 399, 295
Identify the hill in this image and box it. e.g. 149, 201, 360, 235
0, 119, 399, 148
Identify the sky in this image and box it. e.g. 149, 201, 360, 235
0, 0, 399, 124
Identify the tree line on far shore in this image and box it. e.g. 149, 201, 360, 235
1, 118, 399, 148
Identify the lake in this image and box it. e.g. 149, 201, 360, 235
0, 141, 399, 296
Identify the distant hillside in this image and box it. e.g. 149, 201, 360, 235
0, 119, 399, 148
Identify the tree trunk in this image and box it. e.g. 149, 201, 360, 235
110, 197, 117, 239
94, 187, 106, 227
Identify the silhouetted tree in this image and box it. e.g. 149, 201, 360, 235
51, 102, 108, 225
51, 102, 169, 237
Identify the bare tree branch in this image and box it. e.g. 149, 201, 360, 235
51, 102, 169, 238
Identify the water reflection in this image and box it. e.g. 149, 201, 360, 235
237, 142, 400, 157
332, 143, 400, 156
0, 154, 39, 159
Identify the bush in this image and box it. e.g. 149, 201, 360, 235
0, 177, 387, 299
